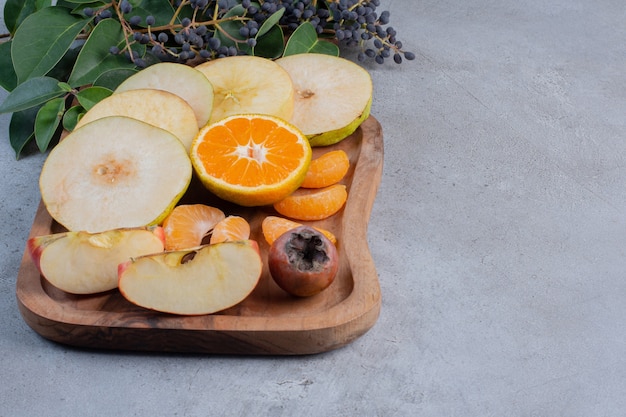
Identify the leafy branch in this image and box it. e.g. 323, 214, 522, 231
0, 0, 414, 159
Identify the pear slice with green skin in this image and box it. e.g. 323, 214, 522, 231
275, 54, 373, 147
118, 240, 263, 315
28, 227, 165, 294
195, 55, 294, 125
74, 88, 199, 151
114, 62, 214, 128
40, 116, 192, 233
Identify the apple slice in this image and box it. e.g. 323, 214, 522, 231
114, 62, 214, 128
74, 88, 199, 151
28, 227, 165, 294
275, 54, 373, 146
118, 240, 262, 315
40, 116, 192, 233
194, 56, 294, 124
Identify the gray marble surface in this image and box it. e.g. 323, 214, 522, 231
2, 1, 625, 415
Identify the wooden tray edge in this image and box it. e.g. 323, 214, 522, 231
15, 117, 385, 355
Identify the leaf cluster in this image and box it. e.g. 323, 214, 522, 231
0, 0, 412, 158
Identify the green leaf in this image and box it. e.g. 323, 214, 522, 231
4, 0, 37, 35
93, 68, 138, 90
9, 106, 40, 158
256, 7, 284, 38
62, 105, 85, 131
253, 25, 285, 59
283, 22, 340, 57
0, 41, 18, 92
75, 86, 112, 110
0, 76, 66, 113
34, 97, 65, 152
11, 7, 92, 83
68, 19, 137, 87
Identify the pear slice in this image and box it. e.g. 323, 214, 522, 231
27, 227, 165, 294
114, 63, 214, 128
74, 88, 199, 151
275, 54, 373, 147
40, 116, 192, 233
118, 240, 263, 315
194, 56, 294, 124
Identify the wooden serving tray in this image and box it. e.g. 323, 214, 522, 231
15, 116, 384, 355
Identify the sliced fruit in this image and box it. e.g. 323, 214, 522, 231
273, 184, 348, 221
118, 240, 263, 315
40, 116, 192, 233
301, 150, 350, 188
275, 53, 373, 146
261, 216, 336, 246
162, 204, 225, 251
190, 114, 312, 207
74, 88, 199, 151
28, 227, 165, 294
114, 62, 214, 128
210, 215, 250, 244
194, 55, 294, 124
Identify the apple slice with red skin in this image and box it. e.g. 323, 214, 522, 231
118, 240, 262, 315
28, 227, 165, 294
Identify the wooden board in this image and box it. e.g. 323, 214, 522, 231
15, 116, 384, 355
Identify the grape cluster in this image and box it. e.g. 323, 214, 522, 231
85, 0, 414, 67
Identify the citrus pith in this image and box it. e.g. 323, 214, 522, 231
190, 114, 312, 207
210, 216, 251, 244
301, 150, 350, 188
273, 184, 348, 221
261, 216, 337, 245
162, 204, 225, 250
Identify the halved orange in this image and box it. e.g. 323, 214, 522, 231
162, 204, 225, 250
301, 150, 350, 189
262, 216, 337, 245
273, 184, 348, 221
190, 114, 312, 207
210, 215, 251, 244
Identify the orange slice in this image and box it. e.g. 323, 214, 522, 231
190, 114, 312, 207
301, 150, 350, 188
273, 184, 347, 221
210, 215, 251, 244
162, 204, 225, 250
262, 216, 337, 245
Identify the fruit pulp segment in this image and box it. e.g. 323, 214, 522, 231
273, 184, 348, 221
162, 204, 225, 250
194, 117, 307, 187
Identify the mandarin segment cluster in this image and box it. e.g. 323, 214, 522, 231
29, 53, 371, 315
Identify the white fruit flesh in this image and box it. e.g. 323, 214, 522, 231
275, 54, 373, 146
74, 88, 199, 151
33, 228, 164, 294
40, 116, 192, 233
118, 240, 262, 315
114, 63, 214, 128
194, 56, 294, 124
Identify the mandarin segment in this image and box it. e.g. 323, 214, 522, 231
210, 216, 251, 244
162, 204, 225, 250
301, 150, 350, 188
273, 184, 348, 221
190, 114, 312, 207
261, 216, 337, 246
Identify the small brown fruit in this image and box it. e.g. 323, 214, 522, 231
268, 226, 338, 297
